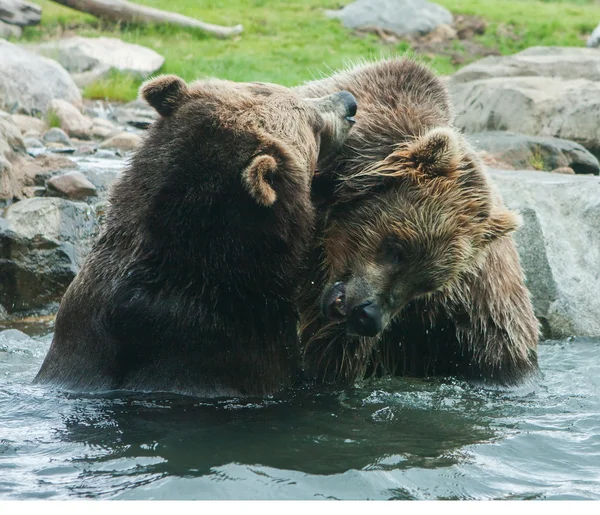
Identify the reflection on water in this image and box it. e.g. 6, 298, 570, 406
0, 325, 599, 500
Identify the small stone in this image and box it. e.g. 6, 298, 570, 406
47, 171, 98, 200
23, 136, 44, 149
73, 145, 97, 156
550, 166, 576, 175
98, 131, 142, 152
23, 129, 42, 139
43, 127, 71, 145
47, 99, 93, 140
91, 117, 117, 139
49, 147, 76, 154
11, 114, 46, 134
24, 153, 77, 186
23, 186, 46, 198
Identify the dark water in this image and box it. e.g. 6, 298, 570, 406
1, 326, 599, 500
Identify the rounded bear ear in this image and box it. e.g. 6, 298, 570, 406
140, 75, 189, 117
242, 155, 278, 207
407, 127, 463, 176
483, 209, 521, 243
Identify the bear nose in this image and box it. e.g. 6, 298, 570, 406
338, 91, 357, 122
347, 301, 382, 337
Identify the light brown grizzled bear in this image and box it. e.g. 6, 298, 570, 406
294, 58, 539, 386
34, 75, 357, 397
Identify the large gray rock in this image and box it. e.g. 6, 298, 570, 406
0, 197, 100, 312
0, 40, 81, 116
449, 47, 600, 158
489, 169, 600, 338
30, 37, 165, 85
0, 0, 40, 26
469, 132, 599, 175
450, 76, 600, 157
452, 46, 600, 84
326, 0, 452, 37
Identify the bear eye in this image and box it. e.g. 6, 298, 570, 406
380, 238, 406, 265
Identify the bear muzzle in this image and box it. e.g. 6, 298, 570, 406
321, 281, 384, 338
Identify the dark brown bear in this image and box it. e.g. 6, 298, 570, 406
294, 59, 539, 386
34, 76, 357, 397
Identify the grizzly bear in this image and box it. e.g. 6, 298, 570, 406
294, 59, 539, 386
34, 75, 357, 397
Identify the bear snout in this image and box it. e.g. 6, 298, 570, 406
347, 301, 382, 338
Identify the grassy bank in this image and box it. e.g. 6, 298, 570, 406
21, 0, 600, 102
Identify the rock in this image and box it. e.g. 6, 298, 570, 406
11, 114, 46, 134
0, 0, 41, 26
587, 21, 600, 48
98, 131, 142, 152
490, 169, 600, 338
326, 0, 453, 38
23, 153, 76, 186
451, 46, 600, 84
46, 171, 97, 200
448, 47, 600, 157
449, 48, 600, 157
43, 127, 71, 146
30, 37, 165, 82
22, 185, 44, 197
23, 136, 44, 149
0, 40, 81, 116
468, 131, 599, 175
0, 115, 27, 201
110, 99, 157, 129
450, 76, 600, 157
90, 117, 116, 139
0, 19, 22, 38
550, 166, 575, 175
0, 197, 100, 312
47, 99, 93, 140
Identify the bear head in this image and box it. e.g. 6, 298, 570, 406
140, 75, 357, 208
318, 127, 520, 337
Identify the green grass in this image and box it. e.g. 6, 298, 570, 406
22, 0, 600, 102
46, 109, 61, 128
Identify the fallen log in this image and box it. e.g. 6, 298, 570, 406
0, 0, 41, 26
49, 0, 243, 38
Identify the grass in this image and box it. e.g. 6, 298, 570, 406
46, 109, 61, 128
21, 0, 600, 102
529, 148, 547, 171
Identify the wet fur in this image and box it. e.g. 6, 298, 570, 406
34, 78, 323, 397
294, 58, 539, 386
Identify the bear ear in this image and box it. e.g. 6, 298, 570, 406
483, 208, 521, 243
140, 75, 189, 117
242, 155, 278, 207
407, 127, 463, 176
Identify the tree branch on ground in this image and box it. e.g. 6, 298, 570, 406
49, 0, 243, 38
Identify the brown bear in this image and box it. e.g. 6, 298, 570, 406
34, 75, 357, 397
294, 58, 539, 386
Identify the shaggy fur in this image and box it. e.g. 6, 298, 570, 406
294, 58, 539, 386
34, 76, 354, 397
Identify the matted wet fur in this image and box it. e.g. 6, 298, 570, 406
34, 76, 356, 397
294, 58, 539, 386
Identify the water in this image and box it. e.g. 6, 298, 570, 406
0, 324, 599, 500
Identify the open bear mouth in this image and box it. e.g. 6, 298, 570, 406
322, 281, 347, 321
